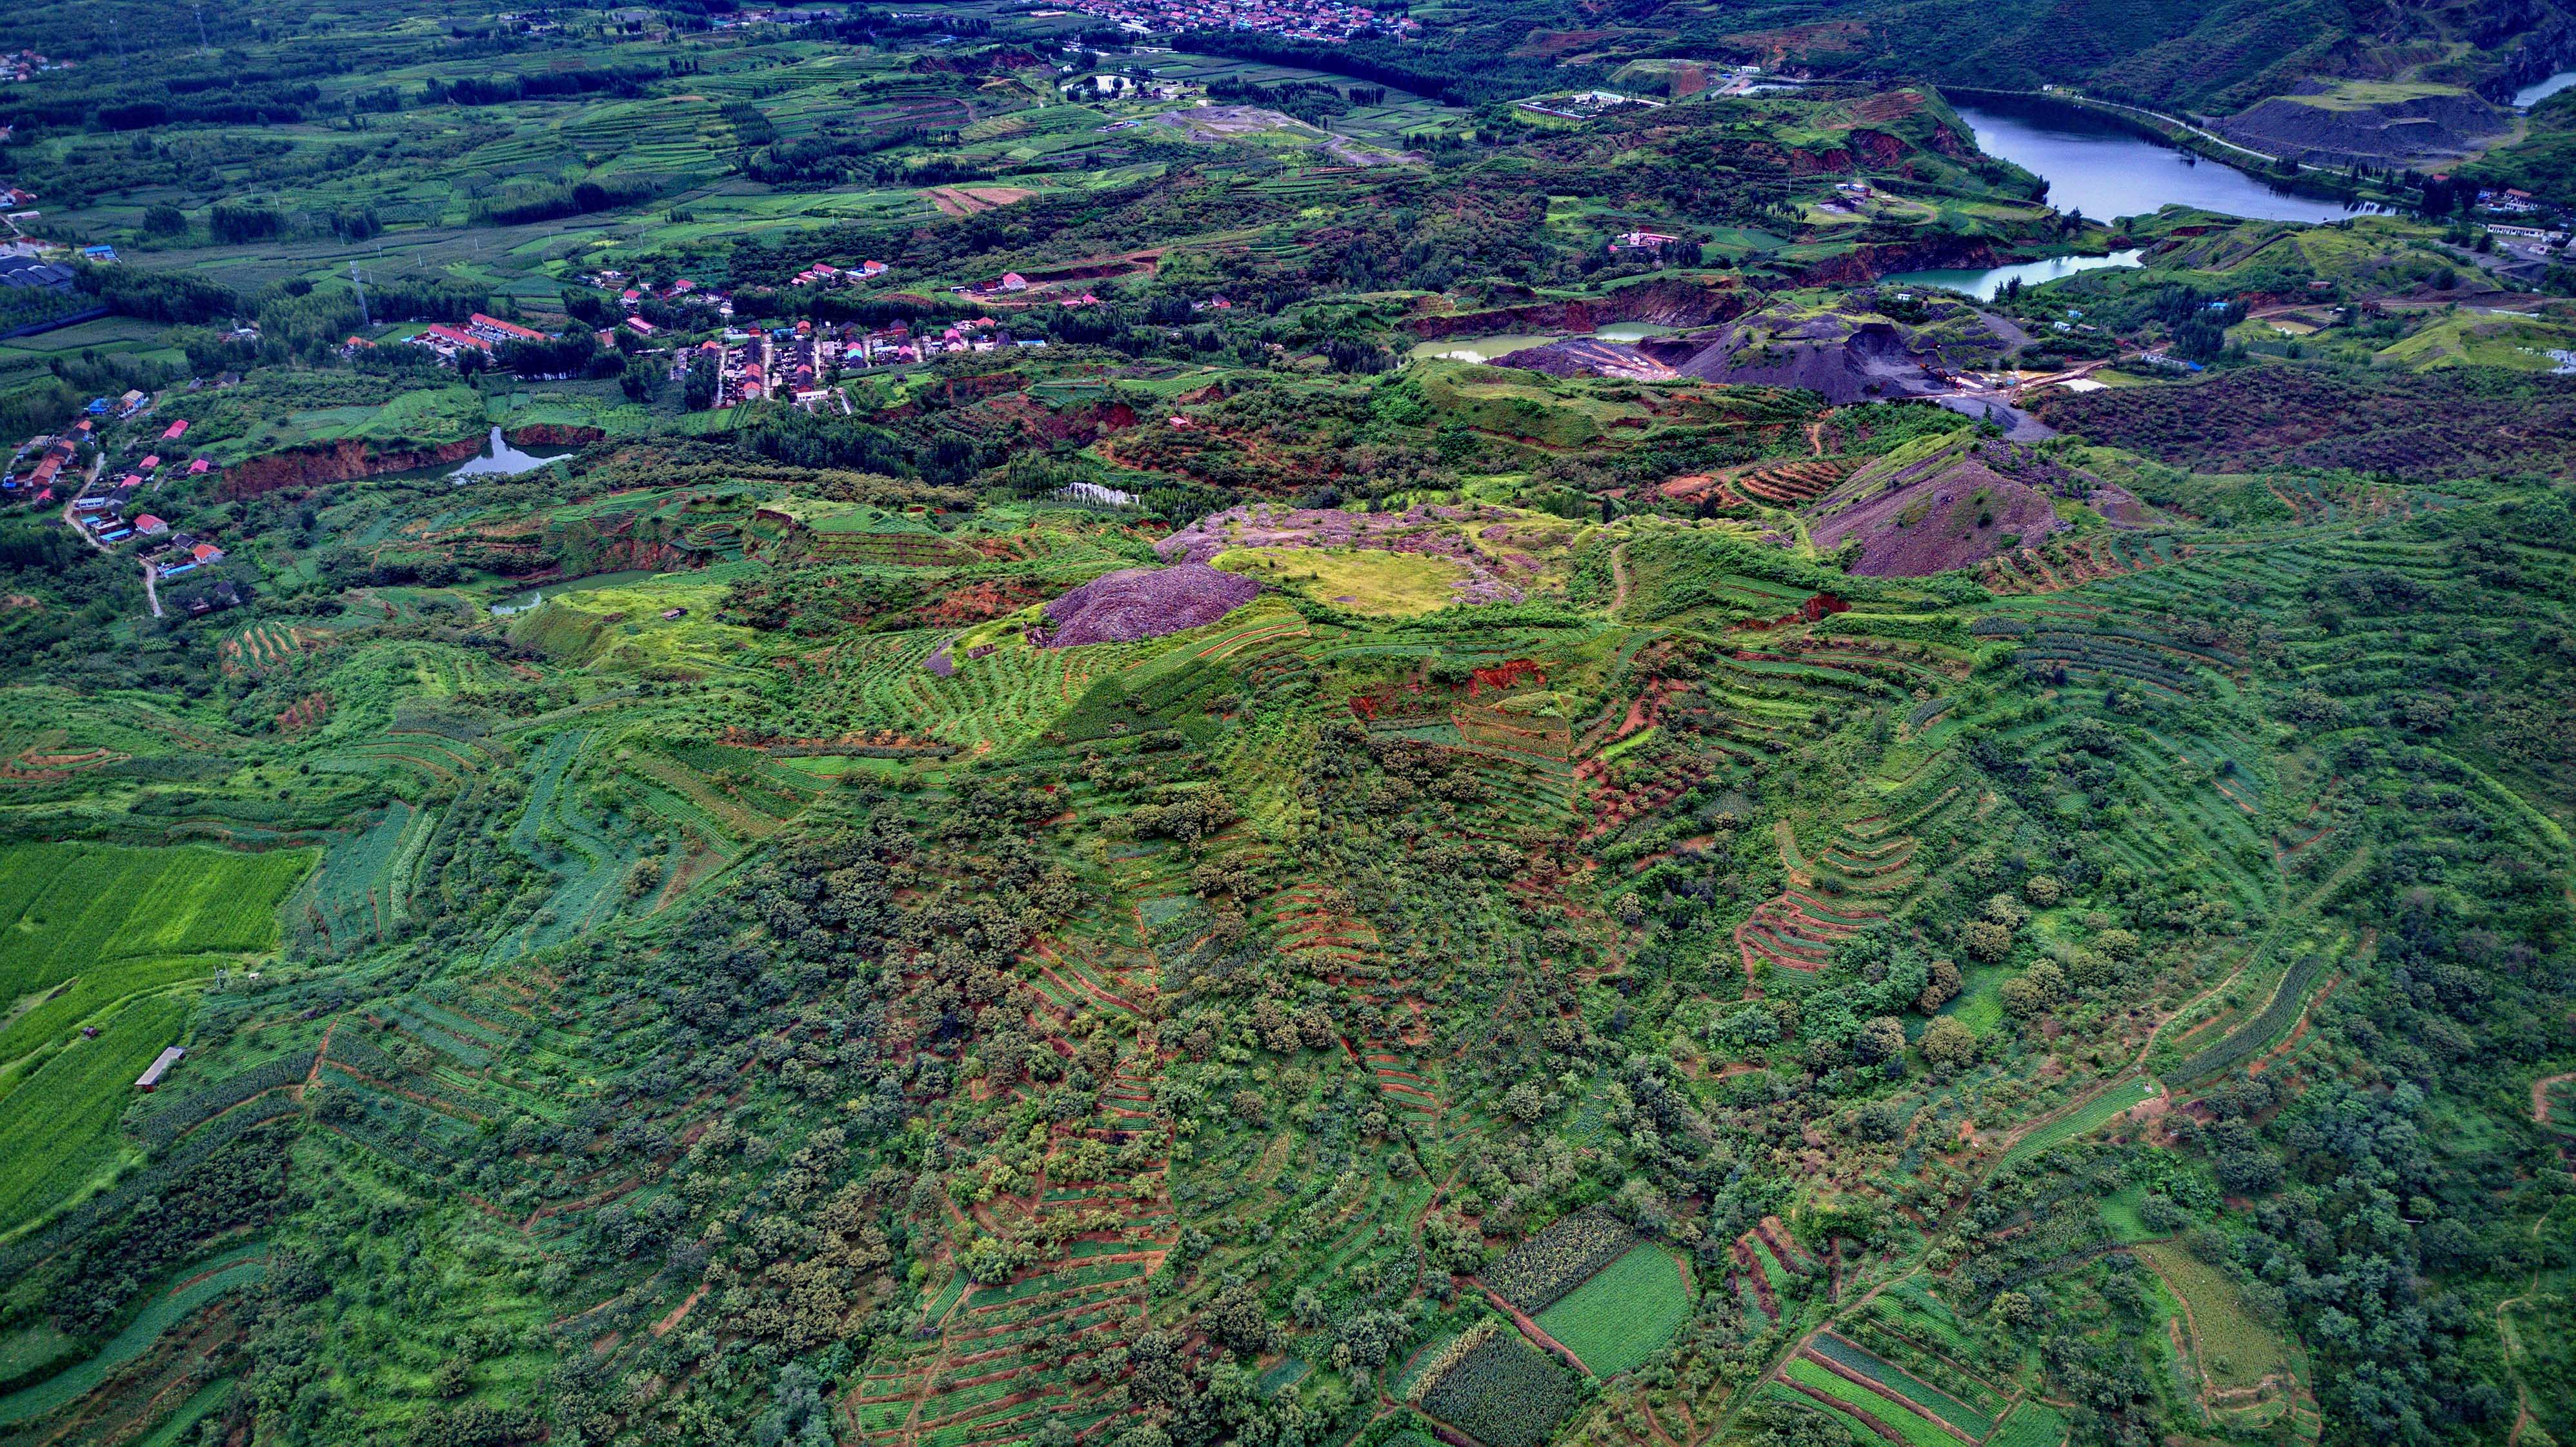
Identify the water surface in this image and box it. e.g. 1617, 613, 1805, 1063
2515, 70, 2576, 108
1409, 334, 1559, 363
1882, 248, 2145, 301
452, 427, 574, 479
1955, 100, 2379, 225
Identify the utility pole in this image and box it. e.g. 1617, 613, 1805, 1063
350, 260, 370, 327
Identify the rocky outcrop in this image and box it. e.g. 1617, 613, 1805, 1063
219, 437, 484, 500
1491, 338, 1676, 380
1793, 237, 2015, 287
1806, 430, 2082, 575
2217, 84, 2511, 165
1410, 278, 1753, 339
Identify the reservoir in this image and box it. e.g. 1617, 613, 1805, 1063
1954, 99, 2376, 225
2517, 70, 2576, 108
451, 426, 572, 479
1882, 248, 2144, 301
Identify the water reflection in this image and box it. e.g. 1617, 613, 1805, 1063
1956, 99, 2380, 225
1881, 249, 2146, 301
452, 427, 572, 479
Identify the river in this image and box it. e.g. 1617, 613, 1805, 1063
1953, 99, 2378, 225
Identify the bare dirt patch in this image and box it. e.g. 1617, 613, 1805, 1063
923, 185, 1036, 217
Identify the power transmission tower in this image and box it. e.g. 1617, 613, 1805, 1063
350, 260, 370, 327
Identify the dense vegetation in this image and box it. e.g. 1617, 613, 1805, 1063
0, 3, 2570, 1447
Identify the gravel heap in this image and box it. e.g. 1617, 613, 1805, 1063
1037, 563, 1258, 647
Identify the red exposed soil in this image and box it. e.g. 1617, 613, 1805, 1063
1467, 659, 1545, 696
507, 423, 605, 447
1791, 237, 2015, 287
220, 437, 485, 500
276, 692, 330, 733
1735, 592, 1851, 630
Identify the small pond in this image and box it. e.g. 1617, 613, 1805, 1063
452, 427, 574, 480
1881, 248, 2146, 301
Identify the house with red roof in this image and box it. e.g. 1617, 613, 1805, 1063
470, 312, 546, 343
160, 420, 187, 441
419, 324, 492, 354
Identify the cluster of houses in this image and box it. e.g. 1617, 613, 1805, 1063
1520, 89, 1665, 120
65, 447, 215, 552
407, 311, 550, 362
789, 259, 889, 287
1062, 0, 1413, 41
1609, 229, 1678, 252
1820, 179, 1876, 214
682, 316, 1051, 409
2475, 186, 2546, 216
3, 423, 86, 503
0, 50, 68, 83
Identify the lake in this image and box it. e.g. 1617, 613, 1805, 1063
2517, 70, 2576, 108
1954, 99, 2379, 225
451, 426, 573, 479
1882, 248, 2145, 301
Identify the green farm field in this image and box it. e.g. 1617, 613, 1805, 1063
0, 0, 2567, 1441
1532, 1244, 1691, 1377
2135, 1241, 2293, 1395
0, 842, 309, 1234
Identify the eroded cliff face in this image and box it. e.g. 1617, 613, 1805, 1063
1410, 278, 1756, 338
214, 426, 603, 500
2218, 85, 2512, 166
1792, 237, 2017, 286
218, 438, 486, 500
506, 424, 606, 447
